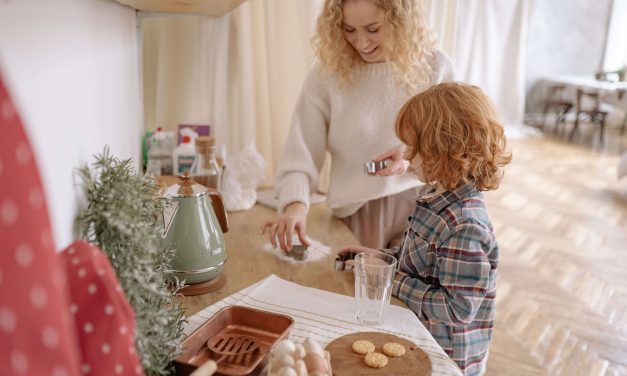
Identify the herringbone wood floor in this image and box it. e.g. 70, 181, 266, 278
484, 128, 627, 375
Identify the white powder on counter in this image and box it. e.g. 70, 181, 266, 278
261, 235, 331, 264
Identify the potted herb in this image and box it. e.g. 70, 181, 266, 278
77, 147, 186, 376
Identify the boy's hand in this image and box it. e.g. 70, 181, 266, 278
336, 245, 379, 269
372, 146, 409, 176
337, 245, 377, 255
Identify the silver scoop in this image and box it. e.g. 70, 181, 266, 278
364, 160, 389, 174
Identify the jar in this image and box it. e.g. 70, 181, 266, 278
190, 136, 221, 190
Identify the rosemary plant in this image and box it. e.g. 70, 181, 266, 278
77, 147, 185, 376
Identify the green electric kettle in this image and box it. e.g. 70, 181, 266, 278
160, 173, 229, 285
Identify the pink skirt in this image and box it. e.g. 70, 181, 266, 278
341, 187, 418, 249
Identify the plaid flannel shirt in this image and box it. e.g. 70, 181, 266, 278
384, 183, 498, 375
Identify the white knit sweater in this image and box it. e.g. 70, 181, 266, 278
275, 50, 456, 218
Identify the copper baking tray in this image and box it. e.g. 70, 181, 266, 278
174, 305, 294, 376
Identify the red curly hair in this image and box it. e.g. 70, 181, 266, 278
395, 82, 512, 191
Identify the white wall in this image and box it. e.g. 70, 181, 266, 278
524, 0, 613, 113
0, 0, 141, 249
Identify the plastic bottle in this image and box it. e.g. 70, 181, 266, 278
147, 128, 173, 175
190, 136, 221, 190
141, 130, 153, 171
163, 130, 176, 160
172, 135, 196, 175
179, 127, 198, 144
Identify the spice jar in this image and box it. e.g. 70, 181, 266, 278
190, 136, 221, 190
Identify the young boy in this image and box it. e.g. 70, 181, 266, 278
338, 82, 512, 375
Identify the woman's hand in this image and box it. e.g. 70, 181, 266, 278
372, 146, 409, 176
260, 202, 309, 252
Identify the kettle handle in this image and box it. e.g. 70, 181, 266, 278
207, 189, 229, 233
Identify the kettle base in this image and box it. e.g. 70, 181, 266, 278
178, 273, 227, 296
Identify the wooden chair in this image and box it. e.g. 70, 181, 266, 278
542, 84, 573, 133
569, 89, 609, 145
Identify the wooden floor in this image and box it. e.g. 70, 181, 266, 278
483, 124, 627, 375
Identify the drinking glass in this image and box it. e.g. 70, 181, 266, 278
354, 252, 397, 326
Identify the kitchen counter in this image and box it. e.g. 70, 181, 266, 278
176, 202, 404, 317
159, 179, 461, 374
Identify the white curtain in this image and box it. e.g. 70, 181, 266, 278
422, 0, 532, 128
603, 0, 627, 72
142, 0, 531, 184
142, 0, 323, 185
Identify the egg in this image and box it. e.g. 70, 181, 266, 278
293, 343, 306, 360
302, 338, 324, 357
275, 366, 298, 376
294, 359, 307, 376
270, 354, 295, 373
272, 339, 296, 358
303, 353, 328, 374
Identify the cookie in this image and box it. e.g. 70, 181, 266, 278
363, 352, 388, 368
382, 342, 406, 357
351, 339, 375, 355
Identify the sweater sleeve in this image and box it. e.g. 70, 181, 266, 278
274, 65, 330, 214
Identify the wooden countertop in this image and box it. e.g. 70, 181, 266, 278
175, 203, 404, 317
177, 203, 359, 317
156, 175, 404, 317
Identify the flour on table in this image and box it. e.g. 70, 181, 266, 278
261, 235, 331, 263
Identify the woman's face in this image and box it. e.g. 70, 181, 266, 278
341, 0, 386, 63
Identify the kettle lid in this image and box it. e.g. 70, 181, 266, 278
163, 172, 208, 198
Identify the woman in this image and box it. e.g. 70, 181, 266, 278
262, 0, 455, 252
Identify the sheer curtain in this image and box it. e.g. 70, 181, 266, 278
603, 0, 627, 72
142, 0, 531, 184
422, 0, 532, 128
142, 0, 323, 185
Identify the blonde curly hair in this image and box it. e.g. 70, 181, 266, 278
312, 0, 436, 88
395, 82, 513, 191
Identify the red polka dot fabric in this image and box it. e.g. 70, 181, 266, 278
0, 75, 144, 375
59, 240, 144, 376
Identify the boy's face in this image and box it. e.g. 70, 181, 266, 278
341, 0, 386, 63
405, 149, 426, 183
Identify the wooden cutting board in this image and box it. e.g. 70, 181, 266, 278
325, 332, 432, 376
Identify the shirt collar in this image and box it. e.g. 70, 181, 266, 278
416, 182, 477, 213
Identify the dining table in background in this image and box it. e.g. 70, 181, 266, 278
543, 74, 627, 131
541, 75, 627, 178
544, 75, 627, 94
